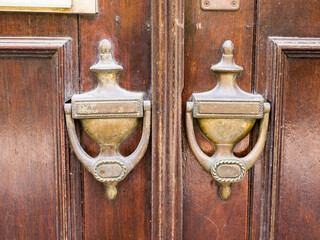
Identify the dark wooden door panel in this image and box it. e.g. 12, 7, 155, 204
0, 3, 152, 238
79, 0, 152, 239
1, 1, 319, 239
0, 13, 79, 100
265, 38, 320, 240
0, 2, 152, 238
183, 0, 256, 239
0, 14, 81, 240
252, 1, 320, 239
0, 38, 74, 240
273, 47, 320, 240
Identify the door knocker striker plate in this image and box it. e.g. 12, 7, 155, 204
201, 0, 240, 11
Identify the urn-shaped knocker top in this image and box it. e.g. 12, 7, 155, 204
65, 39, 151, 200
186, 40, 270, 200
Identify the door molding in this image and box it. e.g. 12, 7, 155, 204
262, 37, 320, 240
151, 0, 185, 239
0, 37, 77, 239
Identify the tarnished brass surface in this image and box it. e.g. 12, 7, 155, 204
81, 118, 139, 145
65, 39, 151, 200
74, 101, 141, 116
201, 0, 240, 11
216, 164, 241, 178
197, 101, 263, 116
197, 118, 256, 144
186, 40, 270, 200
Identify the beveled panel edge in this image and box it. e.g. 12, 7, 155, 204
264, 37, 320, 239
0, 37, 72, 58
0, 36, 75, 239
268, 37, 320, 50
0, 37, 74, 100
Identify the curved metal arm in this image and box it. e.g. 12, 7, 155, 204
64, 104, 96, 173
65, 101, 151, 200
64, 39, 151, 200
125, 101, 151, 172
186, 102, 214, 172
241, 103, 271, 170
186, 101, 270, 200
186, 40, 270, 200
186, 102, 270, 170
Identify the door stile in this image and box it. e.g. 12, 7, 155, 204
151, 0, 185, 239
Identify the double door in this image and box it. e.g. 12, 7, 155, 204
1, 0, 320, 239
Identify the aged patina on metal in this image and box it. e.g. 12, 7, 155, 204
201, 0, 240, 11
65, 39, 151, 200
186, 40, 270, 200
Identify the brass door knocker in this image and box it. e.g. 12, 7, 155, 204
65, 39, 151, 200
186, 40, 270, 200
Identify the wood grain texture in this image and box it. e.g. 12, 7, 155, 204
253, 37, 320, 240
252, 1, 320, 238
183, 0, 255, 239
0, 14, 81, 240
151, 0, 184, 239
4, 2, 320, 240
79, 0, 152, 239
0, 38, 75, 240
0, 13, 79, 100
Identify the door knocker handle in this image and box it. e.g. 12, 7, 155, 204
65, 39, 151, 200
186, 40, 270, 200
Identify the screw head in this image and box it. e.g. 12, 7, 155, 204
204, 0, 210, 7
231, 1, 238, 8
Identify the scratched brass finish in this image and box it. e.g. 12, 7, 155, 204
64, 39, 151, 200
197, 118, 256, 144
186, 40, 270, 200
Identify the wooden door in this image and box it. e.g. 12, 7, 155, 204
0, 1, 320, 240
0, 2, 151, 239
183, 1, 320, 239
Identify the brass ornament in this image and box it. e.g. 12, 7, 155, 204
186, 40, 270, 200
65, 39, 151, 200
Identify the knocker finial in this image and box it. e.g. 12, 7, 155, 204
65, 39, 151, 200
186, 40, 270, 200
222, 40, 234, 55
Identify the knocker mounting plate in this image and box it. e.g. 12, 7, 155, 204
72, 99, 143, 119
193, 99, 264, 119
201, 0, 240, 11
